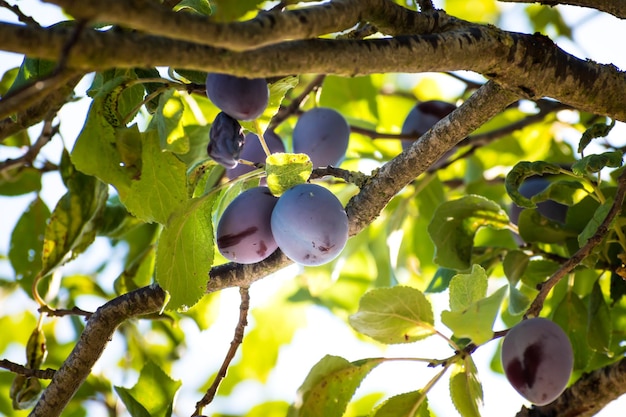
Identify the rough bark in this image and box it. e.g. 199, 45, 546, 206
43, 0, 461, 50
0, 23, 624, 121
29, 285, 167, 417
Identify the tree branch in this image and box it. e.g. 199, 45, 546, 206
0, 75, 81, 142
0, 23, 623, 121
43, 0, 457, 51
347, 81, 519, 233
29, 285, 166, 417
0, 359, 55, 380
516, 357, 626, 417
499, 0, 626, 19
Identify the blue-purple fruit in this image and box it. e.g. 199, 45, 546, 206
271, 183, 348, 266
501, 317, 573, 405
216, 187, 278, 264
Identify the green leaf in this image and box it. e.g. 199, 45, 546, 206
428, 195, 510, 270
571, 151, 623, 176
10, 375, 42, 410
114, 361, 181, 417
240, 75, 299, 133
265, 153, 312, 196
173, 69, 207, 85
288, 355, 383, 417
425, 267, 456, 293
9, 197, 50, 290
7, 57, 56, 95
578, 198, 613, 247
449, 358, 483, 417
507, 285, 531, 316
587, 280, 612, 354
553, 292, 591, 370
0, 66, 19, 96
505, 161, 562, 208
448, 264, 488, 312
319, 75, 379, 124
71, 75, 144, 198
123, 130, 187, 224
522, 258, 560, 288
154, 90, 190, 154
0, 167, 41, 196
155, 195, 215, 311
174, 0, 212, 15
578, 119, 616, 155
503, 251, 529, 286
371, 390, 430, 417
349, 286, 435, 344
441, 285, 507, 345
531, 180, 584, 206
41, 170, 108, 275
208, 0, 264, 21
518, 209, 577, 243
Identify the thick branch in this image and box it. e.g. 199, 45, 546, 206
499, 0, 626, 19
44, 0, 454, 51
347, 81, 518, 234
516, 357, 626, 417
29, 285, 166, 417
0, 23, 623, 121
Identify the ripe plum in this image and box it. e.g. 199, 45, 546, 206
271, 183, 348, 266
401, 100, 456, 150
501, 317, 573, 405
226, 131, 285, 183
207, 112, 245, 169
216, 187, 278, 264
292, 107, 350, 168
206, 73, 269, 121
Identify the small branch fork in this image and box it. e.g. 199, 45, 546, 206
0, 115, 59, 172
525, 167, 626, 318
192, 286, 251, 417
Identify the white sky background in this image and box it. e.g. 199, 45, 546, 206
1, 1, 626, 417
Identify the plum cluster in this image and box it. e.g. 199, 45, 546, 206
205, 73, 270, 168
205, 74, 352, 171
501, 318, 573, 405
216, 183, 348, 266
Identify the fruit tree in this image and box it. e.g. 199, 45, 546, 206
1, 1, 626, 417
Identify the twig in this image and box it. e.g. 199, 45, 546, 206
0, 359, 56, 379
0, 0, 40, 27
0, 115, 58, 172
311, 166, 370, 188
38, 305, 93, 320
192, 286, 251, 416
525, 167, 626, 318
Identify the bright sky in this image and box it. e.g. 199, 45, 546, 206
1, 1, 626, 417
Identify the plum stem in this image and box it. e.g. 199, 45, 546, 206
254, 119, 272, 157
